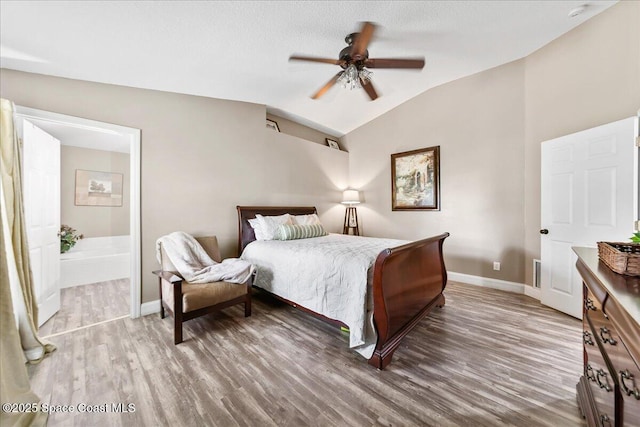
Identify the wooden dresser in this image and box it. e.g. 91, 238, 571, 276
574, 247, 640, 427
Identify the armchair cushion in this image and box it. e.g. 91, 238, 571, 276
161, 279, 248, 313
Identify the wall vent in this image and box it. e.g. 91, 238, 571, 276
533, 259, 541, 288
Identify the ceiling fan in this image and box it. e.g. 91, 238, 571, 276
289, 22, 425, 101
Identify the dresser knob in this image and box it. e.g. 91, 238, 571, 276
586, 364, 596, 382
583, 331, 594, 346
620, 370, 640, 400
599, 327, 617, 345
596, 368, 612, 392
585, 298, 596, 311
600, 414, 611, 427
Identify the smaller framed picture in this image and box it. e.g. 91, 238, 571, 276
266, 119, 280, 132
326, 138, 340, 150
75, 169, 124, 207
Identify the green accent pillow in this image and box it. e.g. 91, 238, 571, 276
276, 223, 327, 240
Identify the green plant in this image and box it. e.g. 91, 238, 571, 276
59, 224, 83, 253
631, 232, 640, 243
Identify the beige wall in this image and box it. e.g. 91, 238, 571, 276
0, 70, 348, 303
60, 145, 130, 238
267, 113, 341, 148
343, 1, 640, 285
342, 60, 526, 283
523, 1, 640, 285
1, 1, 637, 302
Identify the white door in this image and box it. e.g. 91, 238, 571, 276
541, 117, 637, 319
22, 119, 61, 326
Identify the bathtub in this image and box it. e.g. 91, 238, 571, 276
60, 235, 130, 288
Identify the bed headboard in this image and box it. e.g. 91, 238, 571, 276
236, 206, 318, 255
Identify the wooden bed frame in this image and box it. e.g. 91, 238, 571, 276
237, 206, 449, 369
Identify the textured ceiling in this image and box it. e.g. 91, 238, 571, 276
0, 1, 616, 136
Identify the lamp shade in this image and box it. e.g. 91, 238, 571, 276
341, 189, 361, 205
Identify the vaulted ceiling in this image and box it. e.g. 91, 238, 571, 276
0, 1, 616, 136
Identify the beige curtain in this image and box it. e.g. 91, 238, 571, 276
0, 98, 51, 426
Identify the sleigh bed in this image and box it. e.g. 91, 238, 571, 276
237, 206, 449, 369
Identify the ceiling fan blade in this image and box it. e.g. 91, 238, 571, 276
360, 78, 378, 101
364, 58, 425, 69
311, 72, 343, 99
290, 55, 345, 66
350, 22, 376, 60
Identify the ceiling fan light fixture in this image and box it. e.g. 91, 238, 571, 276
337, 64, 373, 90
290, 21, 422, 101
359, 68, 373, 83
338, 64, 361, 90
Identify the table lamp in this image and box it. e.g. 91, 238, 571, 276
341, 189, 361, 236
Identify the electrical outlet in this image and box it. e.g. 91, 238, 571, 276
493, 262, 501, 271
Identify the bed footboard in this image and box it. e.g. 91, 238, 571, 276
369, 232, 449, 369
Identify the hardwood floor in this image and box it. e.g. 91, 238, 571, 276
29, 281, 585, 427
38, 279, 129, 337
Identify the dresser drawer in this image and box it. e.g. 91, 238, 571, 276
620, 359, 640, 427
585, 288, 611, 327
575, 249, 640, 427
609, 342, 640, 427
605, 298, 640, 427
585, 316, 617, 426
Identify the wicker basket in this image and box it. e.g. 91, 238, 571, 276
597, 242, 640, 276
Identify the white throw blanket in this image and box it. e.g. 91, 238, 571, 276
156, 232, 254, 284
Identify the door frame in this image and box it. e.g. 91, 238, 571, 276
14, 106, 142, 318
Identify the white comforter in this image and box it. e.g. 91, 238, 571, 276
240, 233, 408, 359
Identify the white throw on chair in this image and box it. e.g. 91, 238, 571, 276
154, 233, 253, 344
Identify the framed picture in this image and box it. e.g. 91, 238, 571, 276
326, 138, 340, 150
391, 146, 440, 211
266, 119, 280, 132
75, 169, 124, 207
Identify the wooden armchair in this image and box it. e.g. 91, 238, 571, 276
153, 236, 252, 344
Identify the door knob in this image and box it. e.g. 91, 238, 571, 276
540, 229, 549, 234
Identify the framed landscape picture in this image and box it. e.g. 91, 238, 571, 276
391, 146, 440, 211
75, 169, 123, 207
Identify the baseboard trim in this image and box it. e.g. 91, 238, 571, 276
524, 286, 541, 300
140, 299, 161, 316
448, 272, 525, 294
140, 276, 538, 316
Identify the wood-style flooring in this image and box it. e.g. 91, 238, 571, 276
29, 281, 585, 427
39, 279, 129, 337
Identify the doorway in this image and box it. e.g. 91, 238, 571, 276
15, 106, 141, 330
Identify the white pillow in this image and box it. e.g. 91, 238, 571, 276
248, 218, 267, 241
292, 213, 321, 226
256, 214, 292, 240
